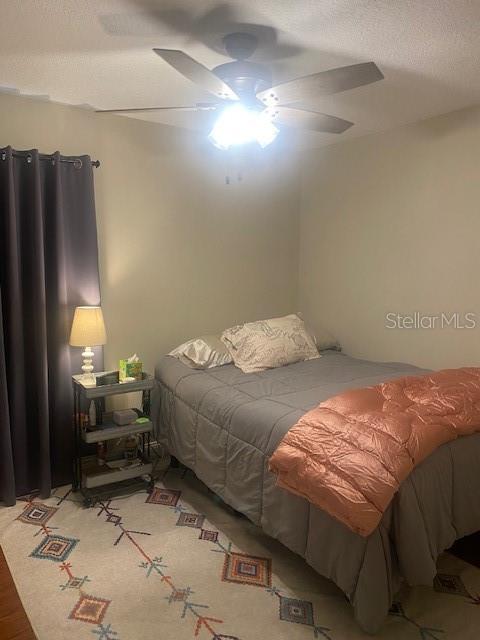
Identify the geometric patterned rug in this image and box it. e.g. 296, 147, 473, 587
1, 468, 479, 640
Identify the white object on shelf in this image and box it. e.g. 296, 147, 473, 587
88, 401, 97, 426
113, 409, 137, 426
83, 459, 152, 489
106, 458, 142, 470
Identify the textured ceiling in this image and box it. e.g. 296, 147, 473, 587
0, 0, 479, 147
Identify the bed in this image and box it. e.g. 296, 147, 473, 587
152, 350, 480, 633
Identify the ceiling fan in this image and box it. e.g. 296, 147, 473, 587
97, 32, 384, 149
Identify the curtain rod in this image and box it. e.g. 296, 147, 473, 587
1, 150, 100, 168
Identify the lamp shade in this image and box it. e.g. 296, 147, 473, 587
69, 306, 107, 347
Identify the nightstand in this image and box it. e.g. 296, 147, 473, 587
72, 372, 155, 506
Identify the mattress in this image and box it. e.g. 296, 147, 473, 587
152, 351, 480, 632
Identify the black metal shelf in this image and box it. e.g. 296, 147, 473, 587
72, 371, 155, 507
72, 371, 155, 399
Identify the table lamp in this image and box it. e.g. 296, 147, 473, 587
69, 306, 106, 381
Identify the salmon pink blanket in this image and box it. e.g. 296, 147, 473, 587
269, 368, 480, 536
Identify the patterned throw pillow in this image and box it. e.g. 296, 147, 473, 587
221, 314, 320, 373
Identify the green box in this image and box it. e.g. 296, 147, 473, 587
119, 359, 143, 381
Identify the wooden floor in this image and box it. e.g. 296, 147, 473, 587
0, 548, 36, 640
0, 533, 478, 640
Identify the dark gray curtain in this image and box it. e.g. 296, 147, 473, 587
0, 146, 101, 505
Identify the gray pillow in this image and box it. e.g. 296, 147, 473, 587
169, 335, 233, 369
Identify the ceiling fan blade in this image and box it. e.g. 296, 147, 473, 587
153, 48, 239, 101
96, 103, 218, 114
266, 106, 353, 134
257, 62, 384, 106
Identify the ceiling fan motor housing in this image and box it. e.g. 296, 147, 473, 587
213, 60, 272, 103
212, 32, 272, 103
223, 32, 258, 60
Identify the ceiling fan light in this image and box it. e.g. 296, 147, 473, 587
208, 104, 278, 150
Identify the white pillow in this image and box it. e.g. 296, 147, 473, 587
169, 335, 233, 369
221, 314, 319, 374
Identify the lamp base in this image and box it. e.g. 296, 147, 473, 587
81, 347, 96, 384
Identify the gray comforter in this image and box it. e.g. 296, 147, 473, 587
152, 351, 480, 633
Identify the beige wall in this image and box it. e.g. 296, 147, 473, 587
298, 105, 480, 369
4, 91, 478, 375
0, 92, 300, 373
